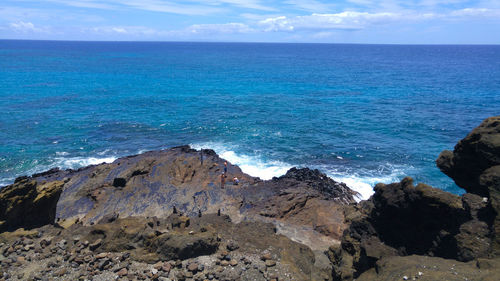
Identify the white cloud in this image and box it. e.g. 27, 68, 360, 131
258, 8, 500, 32
9, 21, 45, 32
259, 12, 403, 31
187, 22, 254, 34
450, 7, 500, 17
259, 16, 295, 31
86, 25, 158, 35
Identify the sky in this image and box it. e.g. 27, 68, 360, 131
0, 0, 499, 43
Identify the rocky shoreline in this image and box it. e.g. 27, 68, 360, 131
1, 116, 499, 280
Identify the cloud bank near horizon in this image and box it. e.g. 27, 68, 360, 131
1, 0, 499, 43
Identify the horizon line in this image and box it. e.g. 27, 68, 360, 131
1, 38, 499, 46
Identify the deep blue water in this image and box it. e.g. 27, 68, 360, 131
1, 40, 499, 199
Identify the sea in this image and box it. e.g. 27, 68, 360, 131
1, 40, 499, 200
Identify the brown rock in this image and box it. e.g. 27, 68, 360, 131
117, 267, 128, 277
95, 252, 108, 259
158, 262, 170, 272
261, 253, 272, 261
0, 179, 65, 232
265, 260, 276, 267
55, 268, 67, 277
152, 261, 162, 270
229, 260, 238, 266
220, 260, 229, 266
187, 262, 199, 272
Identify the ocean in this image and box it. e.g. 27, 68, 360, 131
1, 40, 499, 199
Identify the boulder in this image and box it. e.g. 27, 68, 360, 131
437, 116, 500, 197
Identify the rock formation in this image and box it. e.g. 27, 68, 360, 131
0, 178, 64, 232
331, 115, 500, 280
0, 145, 357, 280
437, 115, 500, 255
1, 116, 499, 280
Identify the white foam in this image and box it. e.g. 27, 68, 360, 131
191, 142, 292, 180
191, 142, 413, 202
54, 156, 117, 169
324, 164, 414, 202
0, 155, 118, 187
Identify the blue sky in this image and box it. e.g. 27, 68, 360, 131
1, 0, 499, 43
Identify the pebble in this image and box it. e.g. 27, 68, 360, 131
56, 239, 67, 250
229, 260, 238, 266
120, 252, 130, 261
187, 262, 199, 272
220, 260, 229, 266
89, 239, 102, 251
162, 262, 172, 272
40, 236, 52, 248
226, 241, 239, 251
97, 258, 110, 270
55, 268, 67, 277
261, 253, 272, 261
96, 252, 108, 259
265, 260, 276, 267
153, 261, 163, 270
117, 267, 128, 277
403, 276, 408, 280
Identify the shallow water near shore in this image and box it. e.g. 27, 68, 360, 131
1, 40, 499, 199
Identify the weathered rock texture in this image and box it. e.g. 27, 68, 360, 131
437, 115, 500, 255
330, 177, 494, 280
0, 145, 358, 280
0, 178, 64, 232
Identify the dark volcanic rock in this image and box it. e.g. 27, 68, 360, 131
274, 167, 358, 202
0, 179, 64, 232
437, 115, 500, 255
437, 116, 500, 197
332, 177, 493, 280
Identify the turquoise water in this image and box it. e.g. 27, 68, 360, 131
1, 40, 499, 199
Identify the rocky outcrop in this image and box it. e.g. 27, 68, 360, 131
437, 116, 500, 197
331, 116, 500, 280
330, 177, 494, 280
0, 145, 358, 280
0, 178, 65, 232
17, 146, 354, 258
437, 115, 500, 255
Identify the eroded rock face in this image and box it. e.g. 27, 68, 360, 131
0, 178, 64, 232
331, 178, 493, 280
437, 116, 500, 255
